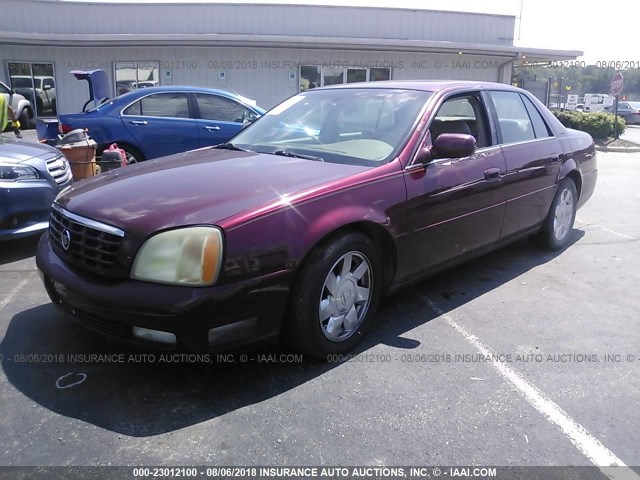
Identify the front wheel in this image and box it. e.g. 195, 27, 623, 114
538, 178, 578, 250
284, 232, 382, 358
19, 108, 32, 130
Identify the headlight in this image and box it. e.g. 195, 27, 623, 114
131, 227, 223, 286
0, 164, 39, 181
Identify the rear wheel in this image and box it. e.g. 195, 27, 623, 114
538, 178, 577, 250
120, 144, 144, 165
284, 232, 382, 358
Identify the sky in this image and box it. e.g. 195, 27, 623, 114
59, 0, 640, 64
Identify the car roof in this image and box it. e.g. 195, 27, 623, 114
112, 85, 261, 107
118, 85, 245, 98
103, 85, 266, 113
315, 80, 524, 93
12, 75, 53, 79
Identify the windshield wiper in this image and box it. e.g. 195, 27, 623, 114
215, 143, 251, 152
273, 150, 324, 162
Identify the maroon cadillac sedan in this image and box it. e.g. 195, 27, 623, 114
36, 81, 597, 358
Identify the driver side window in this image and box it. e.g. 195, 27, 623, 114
430, 94, 491, 148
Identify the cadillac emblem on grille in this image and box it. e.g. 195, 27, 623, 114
61, 229, 71, 251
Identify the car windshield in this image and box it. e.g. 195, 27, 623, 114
231, 88, 432, 166
628, 102, 640, 109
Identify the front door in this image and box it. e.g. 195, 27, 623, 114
400, 92, 507, 280
194, 93, 255, 147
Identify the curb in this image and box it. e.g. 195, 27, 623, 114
595, 145, 640, 153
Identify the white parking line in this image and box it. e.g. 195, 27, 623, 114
0, 276, 31, 310
425, 298, 639, 479
576, 218, 636, 240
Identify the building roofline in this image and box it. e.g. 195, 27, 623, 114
29, 0, 517, 19
0, 32, 581, 60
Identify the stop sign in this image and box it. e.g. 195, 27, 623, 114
611, 72, 624, 96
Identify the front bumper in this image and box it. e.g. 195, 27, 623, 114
36, 232, 293, 352
0, 180, 61, 240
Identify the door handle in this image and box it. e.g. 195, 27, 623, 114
484, 167, 501, 181
205, 126, 221, 131
129, 120, 148, 125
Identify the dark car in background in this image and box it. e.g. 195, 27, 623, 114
605, 101, 640, 125
37, 81, 597, 357
58, 86, 265, 164
1, 136, 72, 240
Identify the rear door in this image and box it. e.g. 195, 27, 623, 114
121, 92, 199, 159
194, 93, 257, 147
401, 91, 507, 279
486, 90, 563, 239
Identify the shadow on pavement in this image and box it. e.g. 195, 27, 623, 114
0, 230, 584, 437
0, 234, 42, 266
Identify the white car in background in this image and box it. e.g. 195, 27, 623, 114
0, 80, 33, 129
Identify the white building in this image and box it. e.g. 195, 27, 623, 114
0, 0, 581, 117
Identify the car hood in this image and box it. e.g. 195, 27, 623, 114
0, 137, 60, 163
57, 147, 370, 235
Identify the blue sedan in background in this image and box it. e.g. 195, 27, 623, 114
58, 86, 266, 163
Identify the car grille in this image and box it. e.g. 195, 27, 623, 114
49, 206, 125, 277
46, 155, 72, 185
71, 308, 132, 339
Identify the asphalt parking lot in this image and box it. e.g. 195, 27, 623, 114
0, 147, 639, 473
622, 124, 640, 145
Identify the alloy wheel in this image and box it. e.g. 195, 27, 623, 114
318, 251, 373, 342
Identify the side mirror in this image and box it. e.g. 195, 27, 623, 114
432, 133, 476, 159
44, 85, 52, 91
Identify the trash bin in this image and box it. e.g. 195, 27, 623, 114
57, 130, 98, 180
36, 118, 60, 144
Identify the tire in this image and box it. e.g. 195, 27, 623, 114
18, 108, 32, 130
120, 144, 145, 165
284, 232, 382, 358
538, 178, 578, 250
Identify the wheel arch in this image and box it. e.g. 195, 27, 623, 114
296, 219, 398, 295
558, 159, 582, 199
97, 141, 145, 162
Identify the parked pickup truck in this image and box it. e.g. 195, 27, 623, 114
11, 75, 57, 115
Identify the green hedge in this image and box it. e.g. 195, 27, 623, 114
553, 110, 626, 140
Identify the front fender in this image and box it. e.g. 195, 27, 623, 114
300, 206, 390, 255
219, 168, 407, 285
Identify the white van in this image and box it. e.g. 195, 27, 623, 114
583, 93, 615, 112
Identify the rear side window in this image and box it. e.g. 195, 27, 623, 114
489, 91, 535, 144
520, 94, 551, 139
196, 94, 251, 123
123, 100, 141, 116
136, 93, 190, 118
